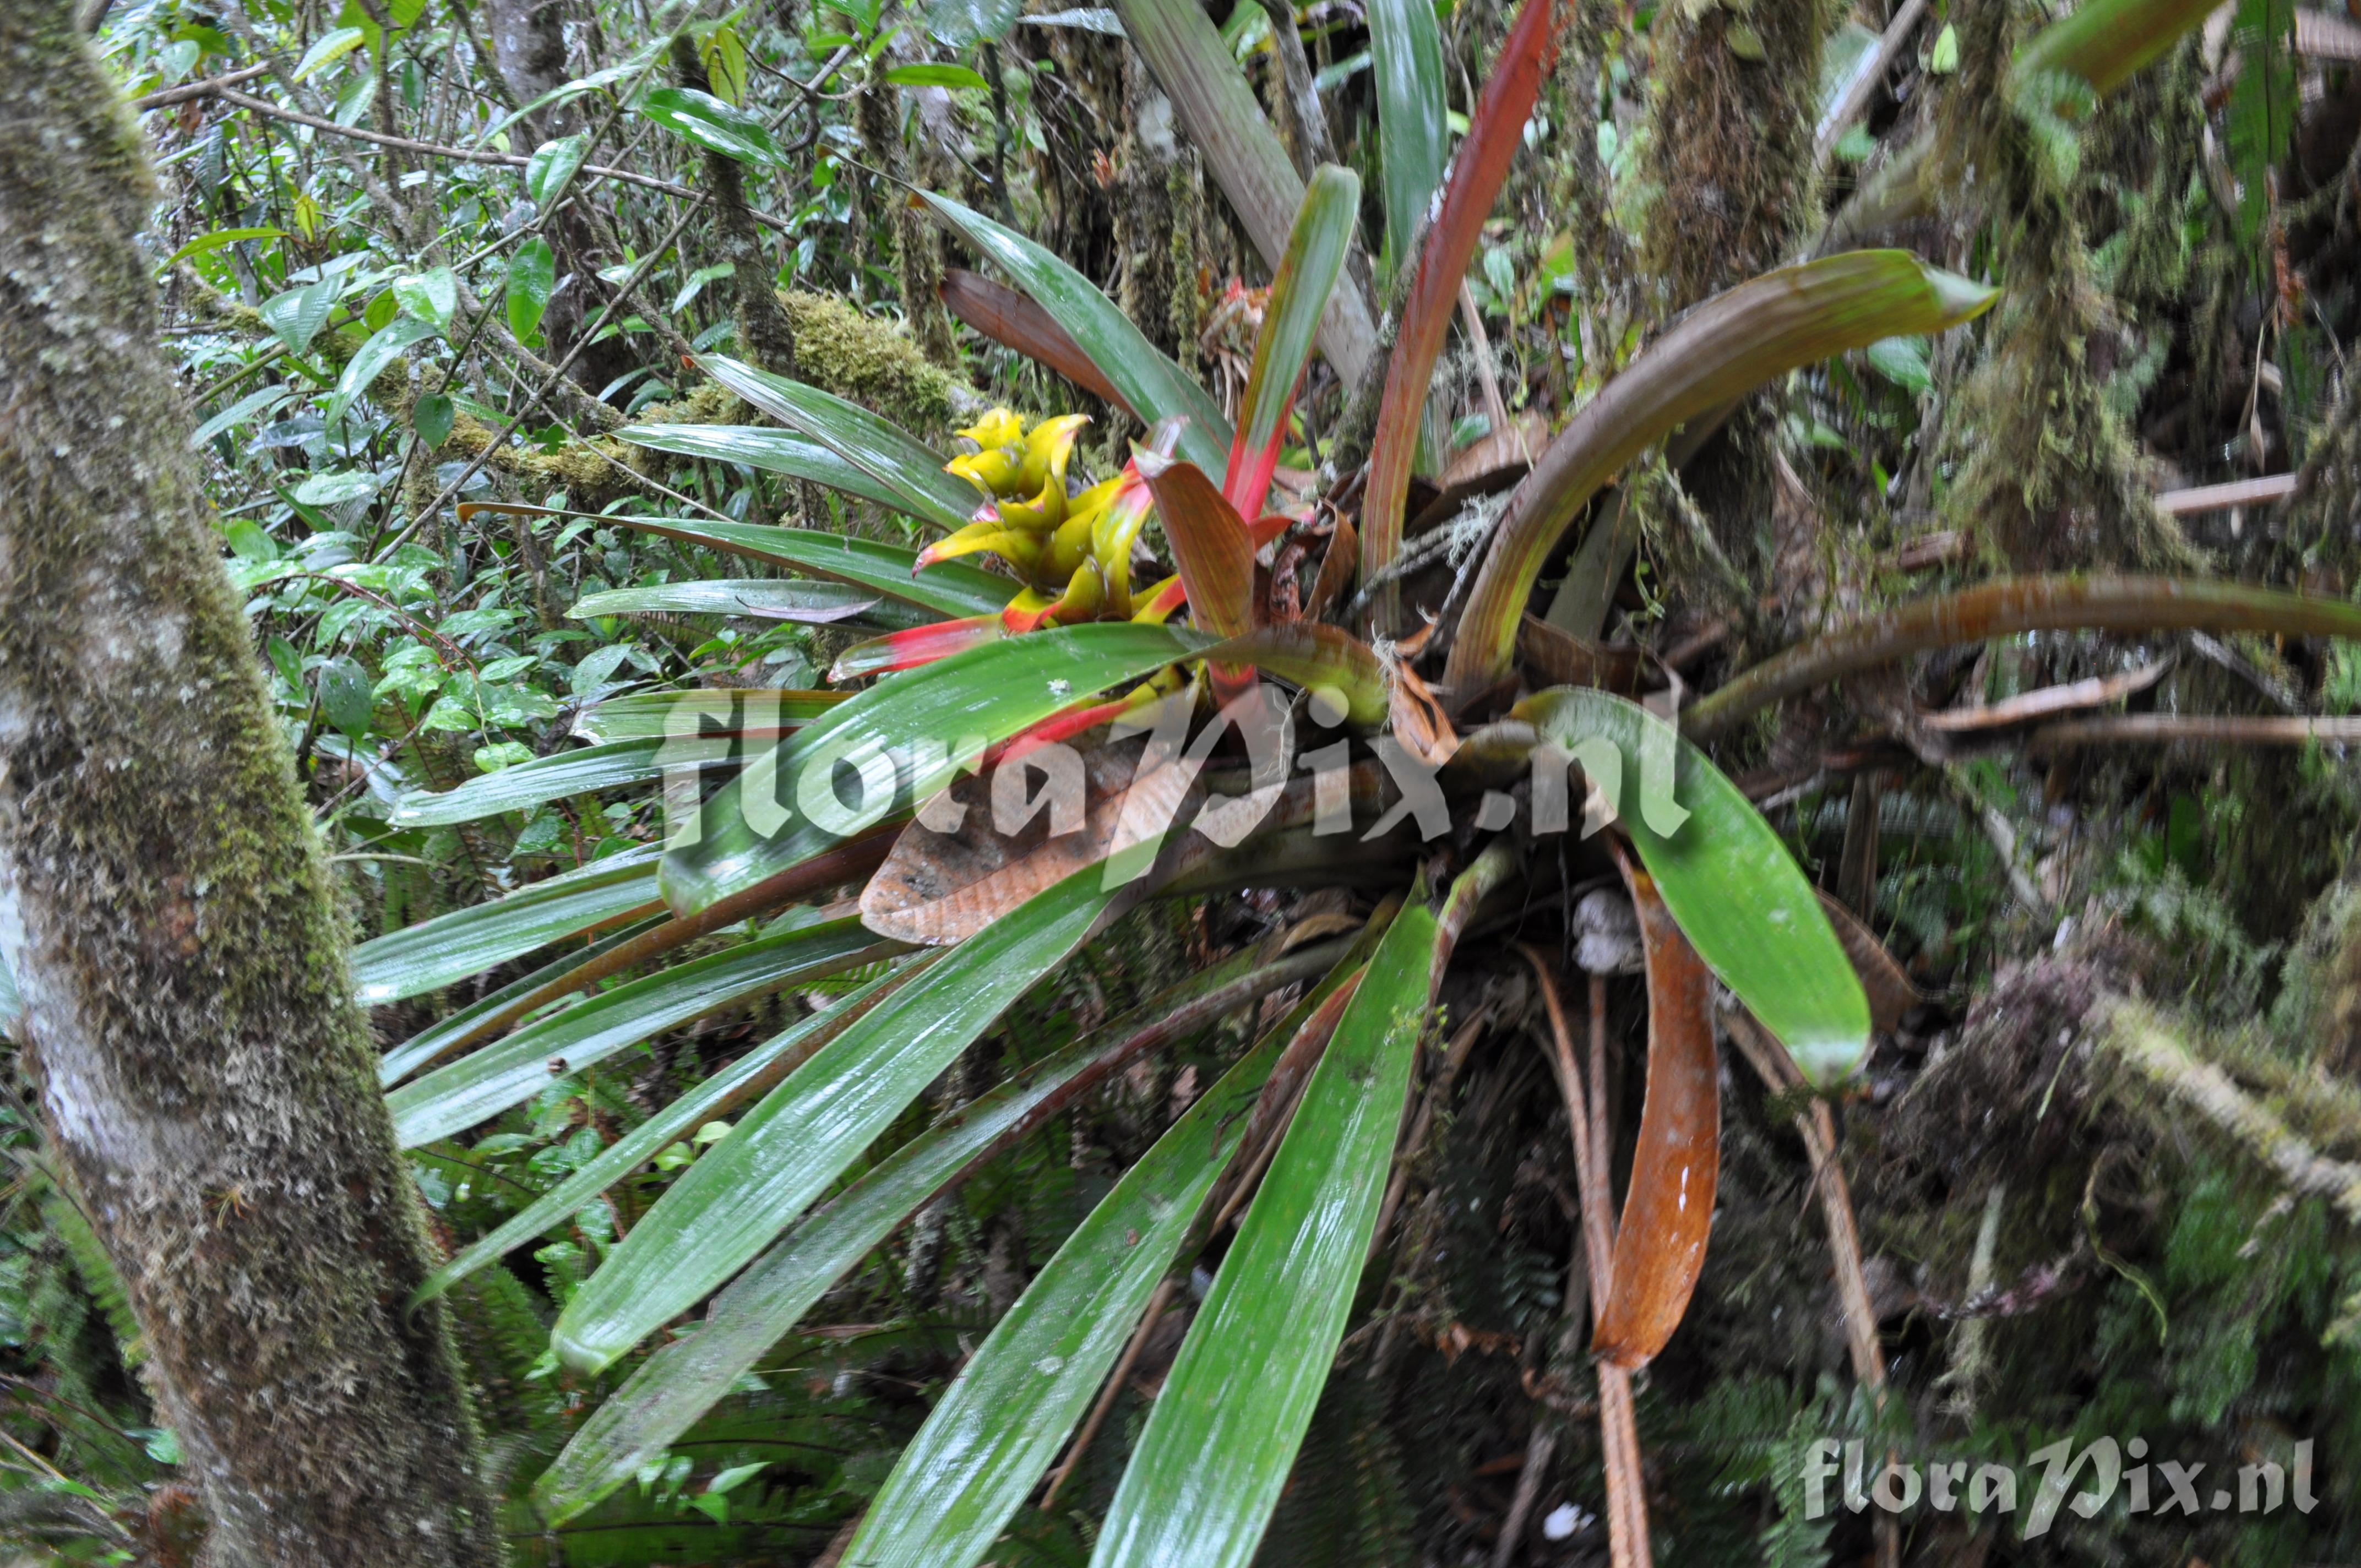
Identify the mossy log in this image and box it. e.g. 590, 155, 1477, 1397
0, 6, 499, 1564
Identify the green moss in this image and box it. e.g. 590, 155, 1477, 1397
779, 289, 959, 434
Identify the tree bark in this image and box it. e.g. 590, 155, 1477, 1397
0, 7, 502, 1566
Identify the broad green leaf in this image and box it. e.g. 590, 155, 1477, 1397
388, 917, 896, 1147
316, 655, 375, 736
615, 423, 912, 512
378, 915, 667, 1086
189, 384, 291, 448
660, 622, 1210, 916
1092, 901, 1439, 1568
2014, 0, 2219, 99
572, 688, 851, 744
572, 579, 926, 629
293, 470, 381, 508
1361, 0, 1555, 589
416, 967, 912, 1303
602, 515, 1007, 619
638, 85, 791, 165
1108, 0, 1377, 383
531, 939, 1337, 1523
884, 62, 992, 90
916, 190, 1235, 476
1446, 252, 1997, 691
1227, 165, 1358, 518
551, 866, 1118, 1371
526, 132, 591, 205
412, 389, 455, 448
695, 355, 982, 533
391, 738, 691, 827
329, 315, 438, 423
1365, 0, 1448, 278
507, 237, 557, 341
165, 227, 285, 267
349, 848, 662, 1005
293, 25, 368, 79
259, 272, 342, 355
927, 0, 1024, 47
393, 266, 457, 331
1515, 687, 1870, 1081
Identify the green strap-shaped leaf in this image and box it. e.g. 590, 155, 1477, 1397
843, 927, 1389, 1568
1108, 0, 1377, 384
387, 918, 899, 1148
661, 622, 1210, 916
605, 515, 1009, 620
917, 189, 1236, 476
614, 423, 912, 512
415, 966, 915, 1304
378, 914, 666, 1087
695, 355, 982, 533
530, 939, 1340, 1525
1092, 901, 1439, 1568
1228, 164, 1359, 518
572, 578, 927, 630
391, 739, 686, 828
1365, 0, 1448, 279
551, 866, 1119, 1371
329, 316, 437, 423
349, 848, 663, 1006
1516, 687, 1870, 1082
571, 688, 850, 743
1446, 252, 1996, 691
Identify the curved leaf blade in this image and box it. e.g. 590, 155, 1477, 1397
613, 423, 911, 511
417, 966, 913, 1304
572, 578, 923, 629
1447, 252, 1997, 691
1366, 0, 1449, 276
661, 622, 1209, 916
1514, 687, 1870, 1081
1136, 453, 1255, 638
695, 354, 981, 533
1360, 0, 1557, 590
551, 867, 1118, 1371
391, 739, 681, 829
917, 189, 1235, 475
1091, 901, 1439, 1568
349, 848, 663, 1006
1228, 165, 1359, 517
530, 941, 1336, 1525
1592, 857, 1720, 1369
387, 917, 896, 1148
1108, 0, 1378, 384
378, 915, 668, 1087
939, 268, 1137, 416
572, 688, 851, 743
1204, 623, 1388, 726
604, 515, 1009, 619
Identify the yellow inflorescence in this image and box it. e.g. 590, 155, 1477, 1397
919, 409, 1178, 630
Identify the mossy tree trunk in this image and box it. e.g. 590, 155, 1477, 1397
0, 7, 501, 1565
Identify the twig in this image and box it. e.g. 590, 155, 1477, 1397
1519, 946, 1651, 1568
129, 61, 271, 110
1724, 1008, 1898, 1568
1814, 0, 1929, 165
1040, 1275, 1177, 1510
2030, 714, 2361, 749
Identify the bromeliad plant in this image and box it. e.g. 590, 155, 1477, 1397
349, 0, 2354, 1560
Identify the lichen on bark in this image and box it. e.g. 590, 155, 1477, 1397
0, 5, 500, 1563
